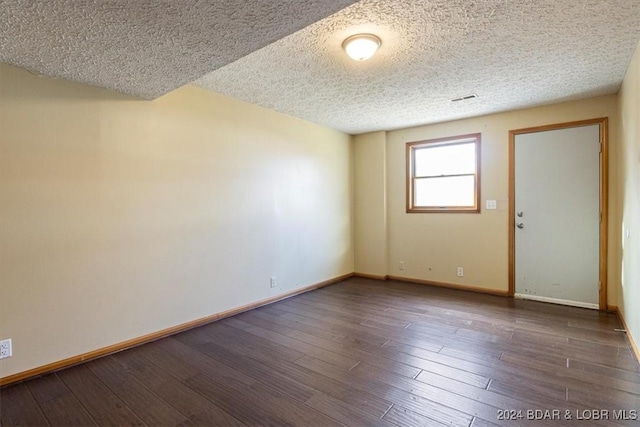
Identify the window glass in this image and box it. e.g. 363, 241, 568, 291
406, 133, 480, 213
414, 143, 476, 177
414, 176, 476, 207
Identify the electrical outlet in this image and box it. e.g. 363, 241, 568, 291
0, 339, 12, 359
457, 267, 464, 277
399, 261, 405, 271
270, 277, 276, 288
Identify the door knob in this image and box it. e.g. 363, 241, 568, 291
517, 222, 524, 229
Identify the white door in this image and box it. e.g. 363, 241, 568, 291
514, 124, 600, 308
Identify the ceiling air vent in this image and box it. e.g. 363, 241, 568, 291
451, 94, 478, 102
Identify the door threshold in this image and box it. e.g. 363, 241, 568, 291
514, 293, 598, 310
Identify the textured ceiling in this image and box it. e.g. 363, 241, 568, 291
0, 0, 357, 99
195, 0, 640, 134
1, 1, 639, 134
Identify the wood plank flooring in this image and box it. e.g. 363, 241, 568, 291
2, 277, 639, 426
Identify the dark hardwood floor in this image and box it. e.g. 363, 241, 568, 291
2, 277, 639, 426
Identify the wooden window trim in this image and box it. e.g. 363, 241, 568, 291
406, 133, 481, 213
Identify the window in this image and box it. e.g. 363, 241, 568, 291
406, 133, 481, 213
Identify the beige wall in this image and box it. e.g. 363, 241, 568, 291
356, 95, 620, 301
616, 41, 640, 350
1, 50, 635, 380
0, 64, 354, 378
353, 131, 388, 277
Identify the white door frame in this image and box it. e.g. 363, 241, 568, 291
508, 118, 609, 311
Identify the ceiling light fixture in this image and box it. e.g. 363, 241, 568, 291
342, 34, 381, 61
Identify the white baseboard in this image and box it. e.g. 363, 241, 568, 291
514, 293, 598, 310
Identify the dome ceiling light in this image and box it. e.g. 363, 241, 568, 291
342, 34, 381, 61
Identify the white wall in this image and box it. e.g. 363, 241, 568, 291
617, 40, 640, 352
0, 64, 353, 378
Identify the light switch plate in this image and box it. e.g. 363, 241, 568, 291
485, 200, 497, 210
